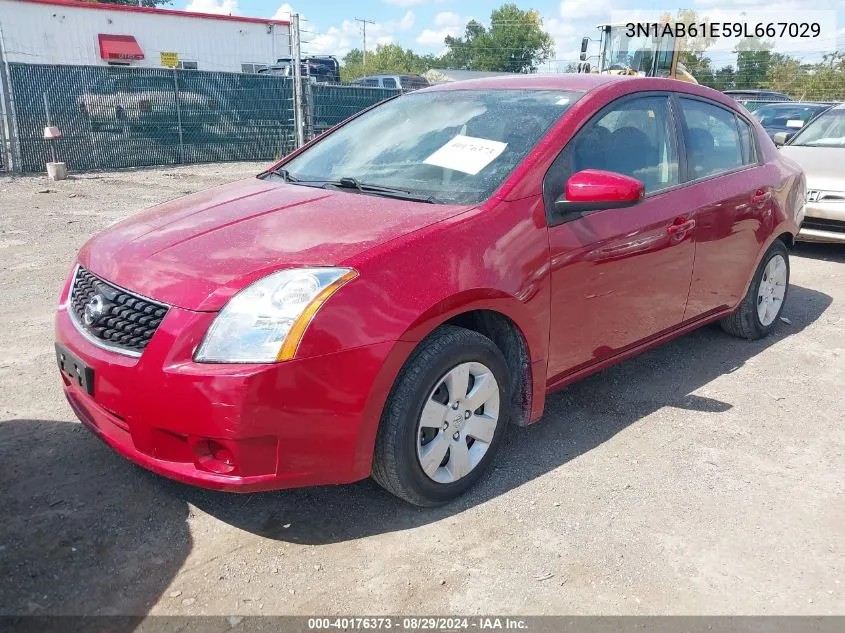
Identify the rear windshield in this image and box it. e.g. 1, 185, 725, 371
754, 105, 828, 128
281, 89, 583, 205
400, 76, 429, 90
789, 110, 845, 148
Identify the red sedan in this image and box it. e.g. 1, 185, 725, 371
55, 75, 804, 506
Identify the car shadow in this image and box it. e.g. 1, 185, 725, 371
0, 283, 832, 607
793, 241, 845, 263
172, 283, 833, 545
0, 418, 191, 616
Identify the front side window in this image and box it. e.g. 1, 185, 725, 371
680, 98, 743, 178
280, 89, 582, 205
549, 95, 680, 196
788, 110, 845, 148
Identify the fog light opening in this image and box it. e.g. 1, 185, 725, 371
194, 439, 237, 475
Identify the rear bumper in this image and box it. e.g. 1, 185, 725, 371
55, 305, 401, 492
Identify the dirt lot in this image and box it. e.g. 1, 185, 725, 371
1, 163, 844, 617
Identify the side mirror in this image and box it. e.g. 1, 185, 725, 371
773, 131, 789, 147
554, 169, 645, 219
580, 37, 589, 54
579, 51, 587, 61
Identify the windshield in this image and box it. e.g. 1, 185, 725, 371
280, 89, 583, 204
789, 110, 845, 148
602, 25, 675, 77
754, 104, 828, 129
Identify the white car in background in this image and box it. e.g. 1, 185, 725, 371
780, 103, 845, 244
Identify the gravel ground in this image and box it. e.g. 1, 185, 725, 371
1, 162, 844, 617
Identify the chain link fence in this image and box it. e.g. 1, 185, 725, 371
5, 63, 400, 173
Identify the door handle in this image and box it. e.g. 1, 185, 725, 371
667, 218, 696, 236
752, 189, 772, 204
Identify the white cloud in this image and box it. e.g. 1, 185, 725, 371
558, 0, 611, 21
185, 0, 239, 15
434, 11, 463, 27
416, 11, 464, 47
272, 4, 417, 57
693, 0, 841, 7
382, 0, 447, 6
397, 10, 416, 30
271, 2, 293, 20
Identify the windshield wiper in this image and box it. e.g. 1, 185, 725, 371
265, 171, 435, 202
265, 167, 299, 182
328, 177, 435, 203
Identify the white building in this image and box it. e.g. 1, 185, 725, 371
0, 0, 291, 73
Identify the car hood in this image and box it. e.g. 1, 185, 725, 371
80, 177, 472, 311
779, 146, 845, 192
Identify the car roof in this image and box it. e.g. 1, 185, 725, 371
359, 74, 418, 79
424, 73, 629, 91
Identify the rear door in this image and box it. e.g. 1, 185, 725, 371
544, 93, 697, 381
675, 96, 773, 320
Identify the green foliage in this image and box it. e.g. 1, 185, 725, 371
682, 41, 845, 101
440, 4, 554, 73
764, 51, 845, 101
341, 44, 439, 82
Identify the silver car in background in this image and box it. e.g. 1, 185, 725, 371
779, 103, 845, 244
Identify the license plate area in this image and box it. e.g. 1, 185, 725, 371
56, 343, 95, 396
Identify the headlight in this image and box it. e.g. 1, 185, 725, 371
195, 267, 357, 363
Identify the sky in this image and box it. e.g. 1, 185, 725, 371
182, 0, 845, 69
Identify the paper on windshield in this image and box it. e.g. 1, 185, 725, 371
424, 135, 508, 175
786, 120, 805, 129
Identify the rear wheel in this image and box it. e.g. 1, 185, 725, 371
372, 326, 510, 506
721, 240, 790, 340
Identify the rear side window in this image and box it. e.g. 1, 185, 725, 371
736, 116, 758, 165
679, 98, 743, 178
550, 95, 680, 195
362, 79, 378, 87
382, 77, 397, 89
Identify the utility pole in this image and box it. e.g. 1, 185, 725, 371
291, 13, 305, 148
354, 18, 375, 66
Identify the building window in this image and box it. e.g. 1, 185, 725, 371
241, 63, 269, 74
178, 61, 199, 70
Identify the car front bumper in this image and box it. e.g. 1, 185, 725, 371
798, 202, 845, 244
55, 303, 399, 492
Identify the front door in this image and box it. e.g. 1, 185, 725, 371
543, 94, 696, 382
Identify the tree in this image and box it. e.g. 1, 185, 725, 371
340, 44, 439, 82
734, 38, 776, 89
441, 4, 554, 73
712, 65, 736, 91
88, 0, 172, 6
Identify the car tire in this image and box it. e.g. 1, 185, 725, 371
720, 240, 790, 340
372, 325, 511, 507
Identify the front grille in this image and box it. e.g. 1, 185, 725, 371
69, 267, 168, 355
802, 216, 845, 234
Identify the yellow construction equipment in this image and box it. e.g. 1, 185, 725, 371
577, 20, 698, 84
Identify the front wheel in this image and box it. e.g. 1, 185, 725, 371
721, 240, 790, 339
372, 326, 511, 506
